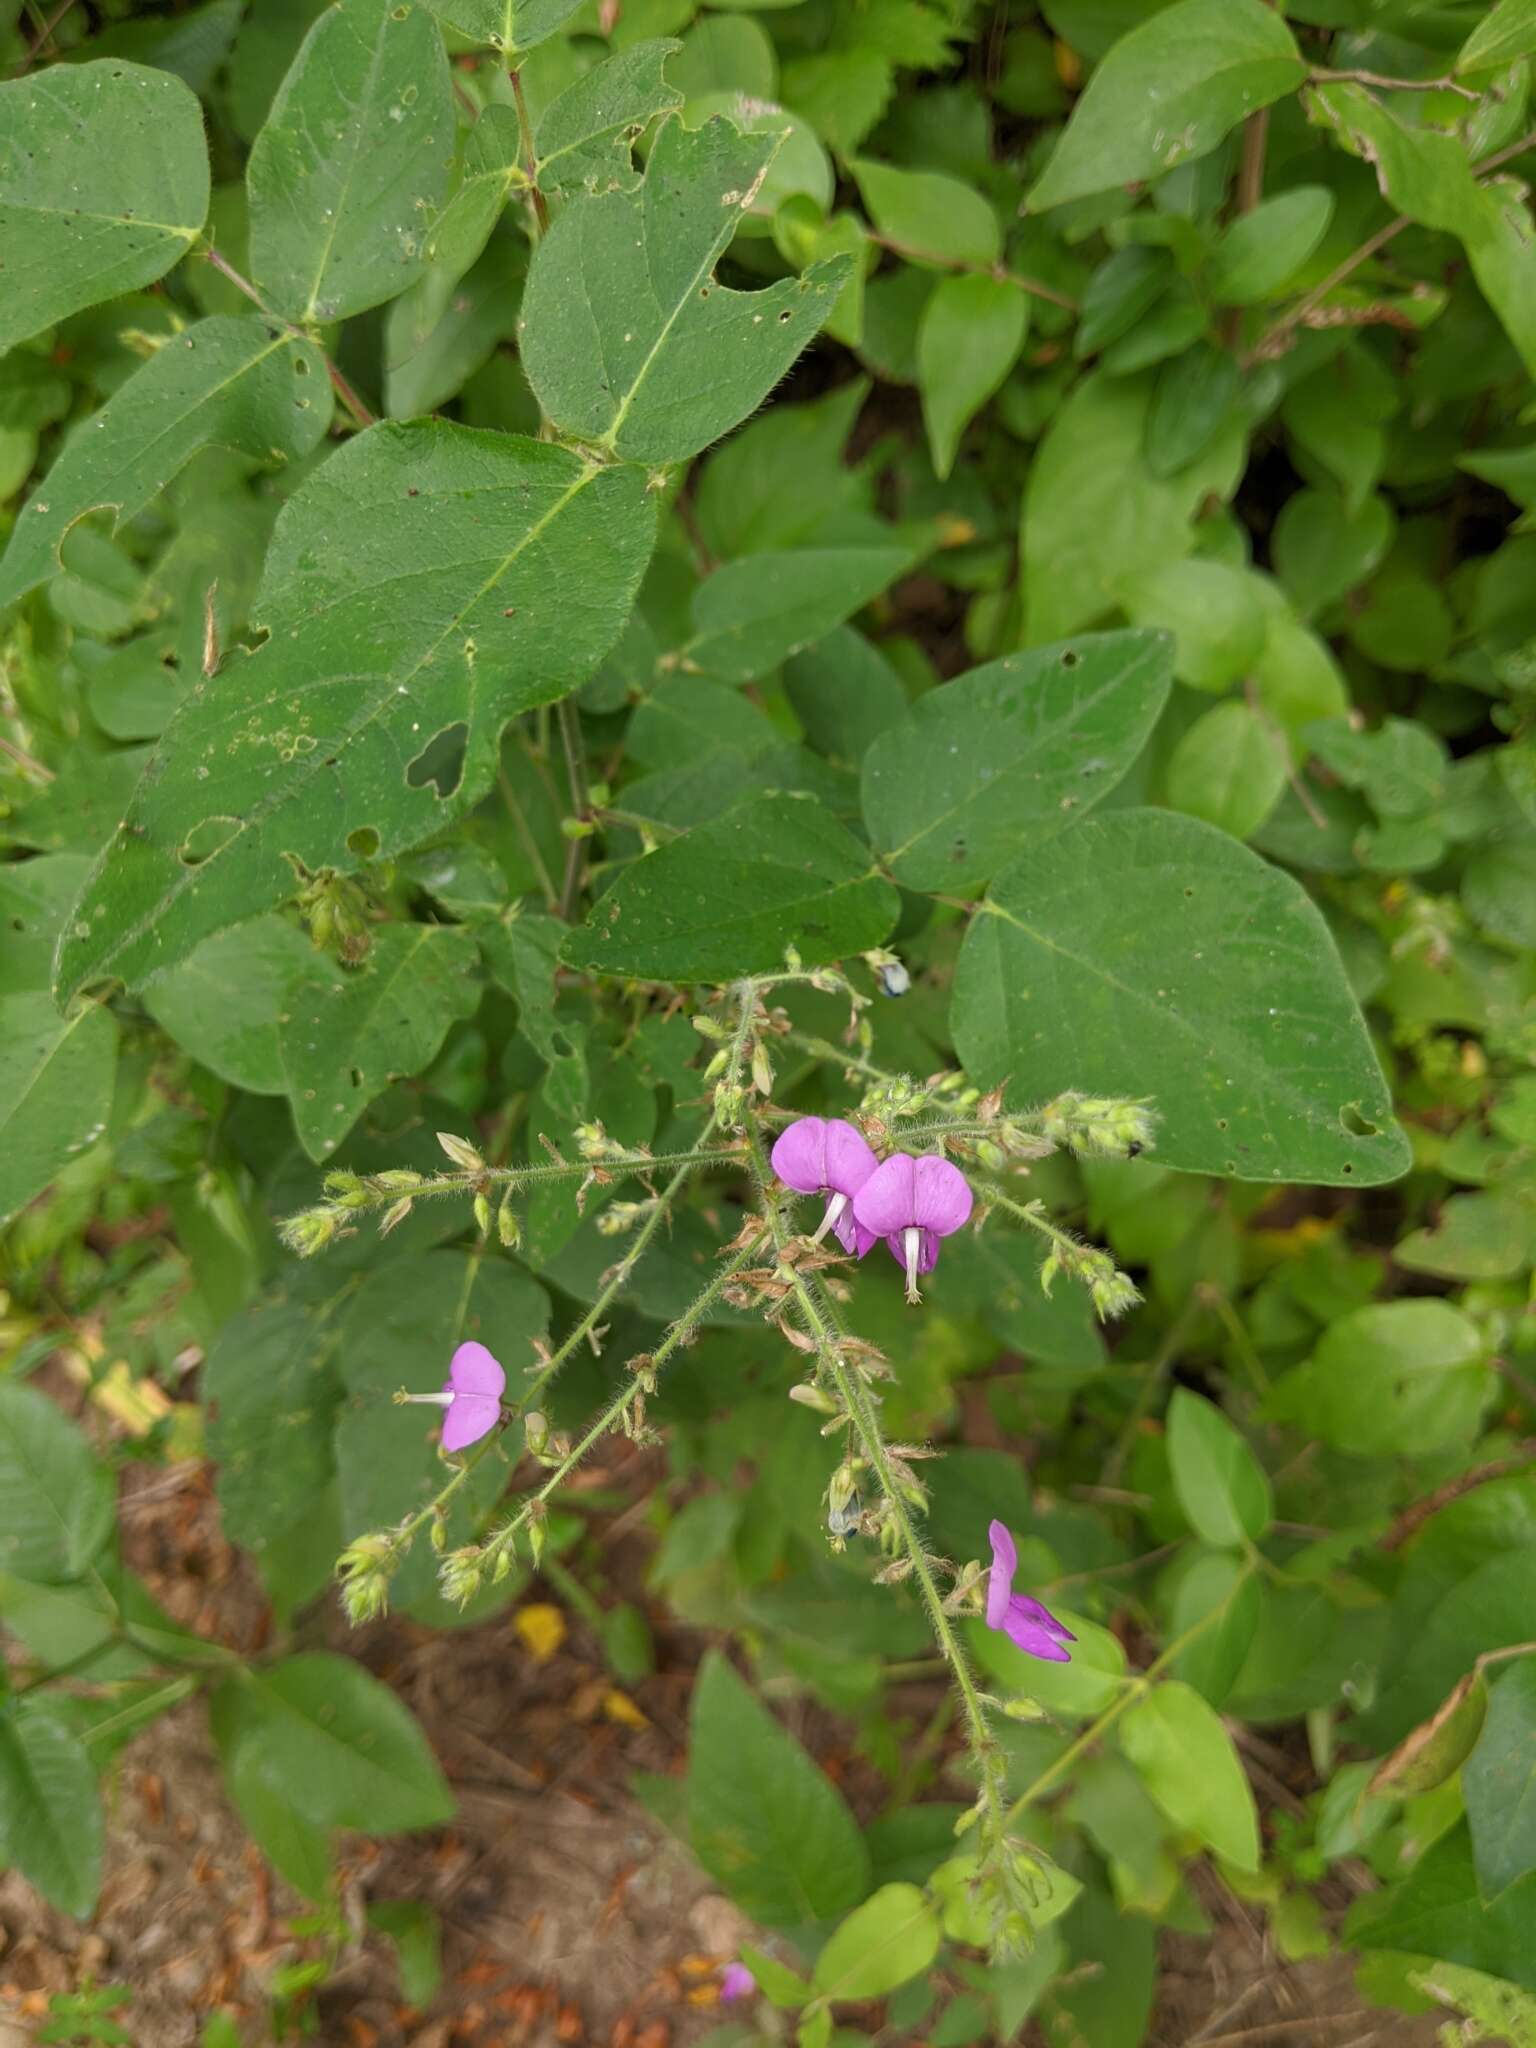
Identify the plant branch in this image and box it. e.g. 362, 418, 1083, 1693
509, 67, 550, 235
202, 244, 375, 427
1309, 66, 1476, 98
555, 695, 591, 922
14, 0, 75, 73
1381, 1438, 1536, 1552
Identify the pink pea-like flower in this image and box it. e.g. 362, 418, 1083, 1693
400, 1341, 506, 1452
770, 1115, 880, 1257
719, 1961, 755, 2002
851, 1152, 973, 1303
986, 1520, 1074, 1664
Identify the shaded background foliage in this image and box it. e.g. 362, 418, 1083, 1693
3, 0, 1536, 2040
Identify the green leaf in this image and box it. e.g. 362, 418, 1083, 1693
247, 0, 455, 324
204, 1299, 343, 1566
917, 272, 1028, 478
1396, 1192, 1535, 1282
216, 1734, 334, 1899
1351, 1822, 1536, 1989
679, 546, 911, 684
861, 630, 1172, 893
1164, 700, 1288, 841
687, 1650, 870, 1926
1458, 0, 1536, 72
0, 318, 331, 611
849, 157, 999, 266
279, 923, 480, 1160
0, 61, 209, 351
562, 793, 899, 984
1371, 1672, 1489, 1802
1166, 1549, 1264, 1708
519, 115, 851, 464
1119, 1678, 1260, 1871
56, 423, 654, 997
421, 0, 583, 56
1166, 1390, 1271, 1548
1118, 559, 1267, 693
1309, 83, 1536, 378
367, 1899, 444, 2007
210, 1653, 454, 1832
143, 915, 316, 1094
813, 1882, 941, 1998
1027, 0, 1304, 211
1022, 372, 1246, 640
952, 808, 1409, 1184
398, 108, 525, 336
1465, 840, 1536, 949
0, 1383, 114, 1587
0, 995, 117, 1225
1272, 486, 1393, 618
1144, 341, 1239, 479
0, 1707, 103, 1917
784, 627, 908, 768
0, 856, 91, 997
1278, 1300, 1489, 1459
534, 40, 684, 194
1208, 186, 1334, 304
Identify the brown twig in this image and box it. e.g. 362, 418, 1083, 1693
202, 245, 375, 427
0, 732, 55, 781
1381, 1437, 1536, 1552
509, 68, 550, 235
1251, 124, 1536, 363
1310, 66, 1476, 99
14, 0, 76, 74
862, 229, 1079, 312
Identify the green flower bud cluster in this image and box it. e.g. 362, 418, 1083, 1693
1039, 1091, 1158, 1159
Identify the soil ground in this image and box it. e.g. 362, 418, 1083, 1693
0, 1441, 1453, 2048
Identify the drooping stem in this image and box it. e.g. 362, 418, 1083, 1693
201, 244, 375, 428
509, 67, 550, 235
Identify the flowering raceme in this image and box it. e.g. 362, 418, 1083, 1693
399, 1341, 506, 1452
770, 1115, 880, 1255
985, 1520, 1074, 1664
852, 1151, 974, 1303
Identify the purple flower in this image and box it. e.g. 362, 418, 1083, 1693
851, 1152, 973, 1302
400, 1341, 506, 1452
985, 1520, 1074, 1664
770, 1115, 880, 1257
719, 1961, 755, 2003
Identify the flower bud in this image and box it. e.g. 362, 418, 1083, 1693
691, 1014, 731, 1043
750, 1041, 773, 1098
440, 1546, 485, 1606
323, 1170, 369, 1209
379, 1196, 414, 1236
713, 1081, 745, 1126
371, 1169, 424, 1192
437, 1130, 484, 1172
496, 1191, 521, 1248
473, 1191, 492, 1237
279, 1206, 339, 1258
826, 1461, 862, 1537
524, 1410, 550, 1454
788, 1381, 839, 1415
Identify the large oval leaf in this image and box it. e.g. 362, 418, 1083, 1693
57, 423, 655, 998
561, 793, 899, 983
861, 630, 1172, 892
0, 1708, 103, 1918
951, 807, 1409, 1184
0, 995, 117, 1225
0, 61, 209, 350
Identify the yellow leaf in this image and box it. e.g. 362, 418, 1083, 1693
513, 1603, 567, 1664
603, 1687, 649, 1730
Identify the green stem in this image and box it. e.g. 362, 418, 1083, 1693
508, 66, 550, 235
316, 1142, 742, 1221
555, 695, 591, 922
1002, 1563, 1256, 1826
744, 1106, 1008, 1849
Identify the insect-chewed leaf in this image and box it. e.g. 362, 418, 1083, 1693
0, 318, 331, 611
421, 0, 583, 57
246, 0, 454, 324
55, 423, 655, 998
534, 40, 683, 196
518, 114, 853, 465
0, 61, 209, 350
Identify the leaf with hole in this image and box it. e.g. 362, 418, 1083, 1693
951, 808, 1410, 1183
246, 0, 455, 324
518, 114, 852, 464
56, 422, 654, 998
535, 40, 684, 195
861, 630, 1172, 892
0, 61, 209, 350
0, 318, 330, 611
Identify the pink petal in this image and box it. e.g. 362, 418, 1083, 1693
852, 1152, 918, 1236
823, 1119, 879, 1199
986, 1519, 1016, 1629
1002, 1604, 1073, 1662
771, 1116, 828, 1193
831, 1205, 879, 1259
441, 1393, 501, 1453
448, 1341, 505, 1399
911, 1156, 973, 1238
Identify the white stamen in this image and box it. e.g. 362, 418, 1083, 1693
398, 1390, 453, 1408
903, 1225, 923, 1305
811, 1191, 848, 1244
